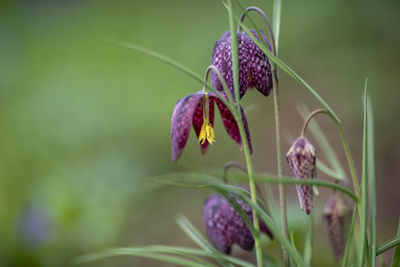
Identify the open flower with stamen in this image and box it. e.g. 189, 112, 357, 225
286, 137, 316, 215
210, 30, 273, 99
171, 91, 252, 162
203, 193, 272, 254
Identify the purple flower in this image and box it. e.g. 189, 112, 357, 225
323, 195, 352, 260
210, 30, 273, 99
171, 91, 252, 162
286, 137, 316, 215
203, 193, 272, 254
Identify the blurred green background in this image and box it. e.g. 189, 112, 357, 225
1, 0, 399, 266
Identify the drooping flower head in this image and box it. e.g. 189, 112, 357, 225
323, 194, 352, 260
203, 193, 272, 254
286, 137, 316, 214
210, 30, 273, 99
171, 91, 252, 162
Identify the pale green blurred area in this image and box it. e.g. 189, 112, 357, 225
0, 0, 399, 266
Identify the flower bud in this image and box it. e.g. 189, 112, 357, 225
203, 193, 272, 254
323, 195, 352, 260
286, 137, 316, 214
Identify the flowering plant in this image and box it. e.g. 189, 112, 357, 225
76, 1, 400, 267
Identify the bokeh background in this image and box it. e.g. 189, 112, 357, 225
1, 0, 399, 266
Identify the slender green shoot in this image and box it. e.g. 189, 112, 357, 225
304, 210, 313, 266
390, 218, 400, 267
342, 206, 358, 267
377, 237, 400, 256
368, 96, 377, 267
358, 80, 369, 267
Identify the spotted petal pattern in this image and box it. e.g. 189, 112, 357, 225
171, 91, 253, 161
210, 30, 273, 99
211, 31, 250, 98
171, 92, 203, 162
247, 30, 273, 97
286, 137, 316, 214
211, 94, 253, 154
203, 193, 272, 254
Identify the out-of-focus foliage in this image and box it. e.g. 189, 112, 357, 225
0, 0, 399, 266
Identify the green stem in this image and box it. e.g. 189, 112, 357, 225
376, 237, 400, 256
273, 69, 288, 265
227, 1, 262, 266
338, 125, 360, 199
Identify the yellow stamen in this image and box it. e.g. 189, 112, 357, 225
198, 92, 215, 145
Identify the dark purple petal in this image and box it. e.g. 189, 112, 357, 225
211, 32, 250, 98
212, 96, 253, 154
286, 137, 316, 214
171, 92, 203, 162
192, 97, 215, 154
203, 192, 272, 254
247, 30, 273, 97
203, 194, 234, 254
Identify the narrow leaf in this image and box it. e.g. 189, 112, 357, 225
304, 211, 313, 266
74, 248, 209, 267
390, 218, 400, 267
368, 96, 377, 266
342, 206, 358, 267
377, 237, 400, 256
176, 215, 234, 267
358, 79, 369, 267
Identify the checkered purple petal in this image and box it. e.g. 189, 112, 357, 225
171, 92, 203, 162
286, 137, 316, 214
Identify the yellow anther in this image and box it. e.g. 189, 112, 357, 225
198, 92, 215, 145
199, 122, 215, 145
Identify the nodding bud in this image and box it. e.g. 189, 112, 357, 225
203, 193, 272, 254
286, 137, 316, 215
323, 195, 352, 260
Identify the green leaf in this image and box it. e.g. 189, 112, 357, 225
74, 247, 213, 267
358, 79, 369, 267
342, 206, 358, 267
176, 215, 234, 267
304, 211, 313, 266
367, 96, 377, 267
376, 237, 400, 256
273, 0, 282, 53
390, 218, 400, 267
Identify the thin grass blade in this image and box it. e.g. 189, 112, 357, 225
358, 79, 369, 267
390, 218, 400, 267
342, 206, 358, 267
74, 247, 210, 267
304, 211, 313, 266
377, 237, 400, 256
367, 96, 377, 267
176, 214, 234, 267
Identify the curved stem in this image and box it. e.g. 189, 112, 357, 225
237, 6, 277, 57
300, 109, 329, 137
223, 161, 266, 202
223, 161, 247, 183
298, 108, 360, 199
